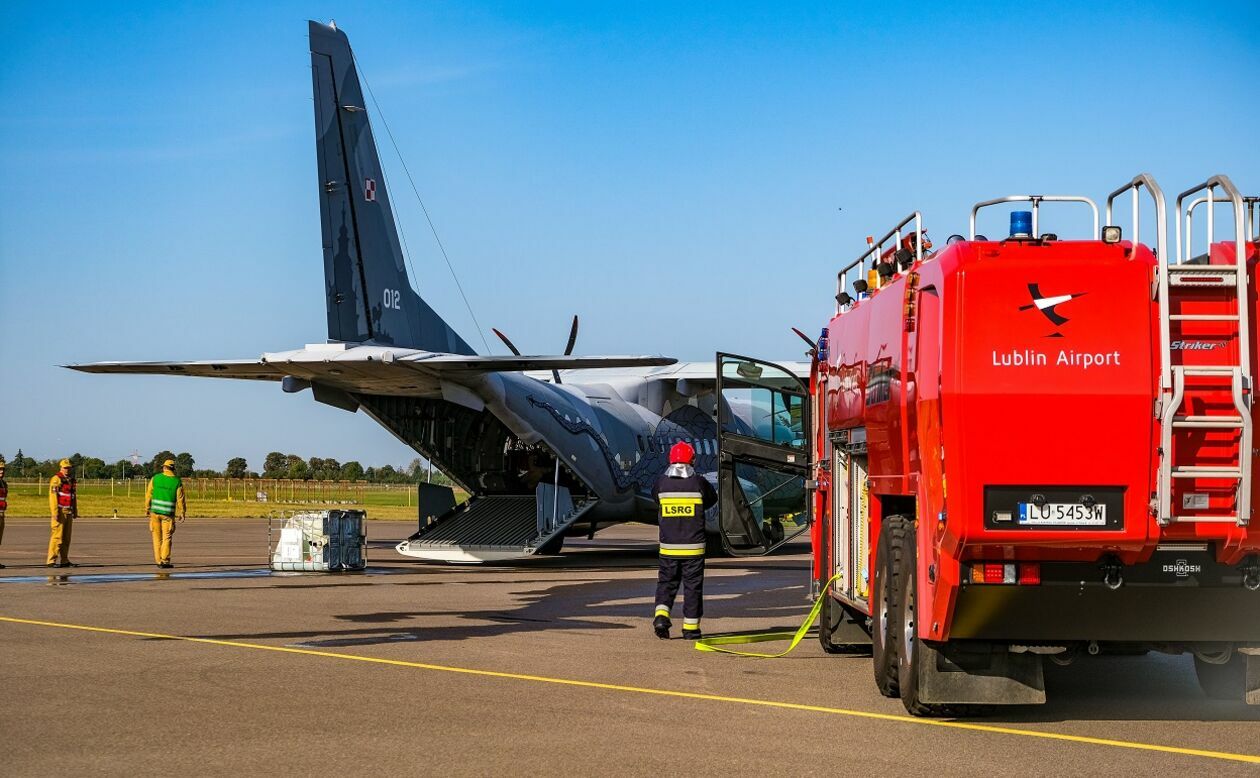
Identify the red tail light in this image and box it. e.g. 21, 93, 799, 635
1017, 562, 1041, 585
969, 562, 1041, 585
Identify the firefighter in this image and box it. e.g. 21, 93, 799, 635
652, 441, 717, 640
47, 459, 78, 568
144, 459, 187, 568
0, 456, 8, 569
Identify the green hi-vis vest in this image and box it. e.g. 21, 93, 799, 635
150, 472, 181, 517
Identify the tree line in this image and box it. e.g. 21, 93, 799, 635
4, 449, 454, 486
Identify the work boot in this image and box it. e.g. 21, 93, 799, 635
58, 562, 78, 568
652, 615, 671, 640
46, 562, 58, 568
682, 628, 702, 641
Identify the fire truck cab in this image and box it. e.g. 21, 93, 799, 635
714, 174, 1260, 715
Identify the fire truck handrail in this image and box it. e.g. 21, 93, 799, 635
1106, 175, 1169, 393
1182, 195, 1258, 255
1104, 173, 1167, 260
835, 211, 923, 313
1175, 175, 1246, 265
1173, 176, 1248, 380
969, 195, 1099, 241
1196, 195, 1260, 245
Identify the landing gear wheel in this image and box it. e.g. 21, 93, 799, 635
1194, 652, 1246, 700
872, 515, 908, 697
535, 534, 564, 556
819, 591, 868, 655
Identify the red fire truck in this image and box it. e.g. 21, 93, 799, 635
713, 174, 1260, 715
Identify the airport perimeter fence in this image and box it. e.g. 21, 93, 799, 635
3, 477, 429, 508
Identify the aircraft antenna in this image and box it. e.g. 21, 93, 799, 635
352, 52, 493, 354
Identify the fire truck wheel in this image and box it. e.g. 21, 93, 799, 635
895, 522, 974, 717
871, 515, 910, 697
1193, 652, 1246, 700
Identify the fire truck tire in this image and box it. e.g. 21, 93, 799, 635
895, 524, 984, 717
871, 514, 910, 697
1194, 652, 1246, 700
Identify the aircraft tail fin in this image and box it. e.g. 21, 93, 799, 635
309, 20, 476, 355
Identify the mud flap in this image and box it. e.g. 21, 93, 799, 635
821, 596, 872, 648
1242, 648, 1260, 705
917, 641, 1046, 706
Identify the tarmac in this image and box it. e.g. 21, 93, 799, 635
1, 517, 1258, 776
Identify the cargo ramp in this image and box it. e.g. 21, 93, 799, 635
396, 485, 596, 563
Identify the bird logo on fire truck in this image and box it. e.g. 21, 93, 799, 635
1018, 283, 1087, 331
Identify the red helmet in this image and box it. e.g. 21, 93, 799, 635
669, 441, 695, 465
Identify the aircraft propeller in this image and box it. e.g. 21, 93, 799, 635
491, 315, 580, 384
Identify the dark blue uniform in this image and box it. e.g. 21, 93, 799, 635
652, 463, 718, 635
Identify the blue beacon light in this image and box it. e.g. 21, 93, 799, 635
1010, 210, 1033, 239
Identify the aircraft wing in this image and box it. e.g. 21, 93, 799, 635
66, 347, 677, 395
66, 359, 284, 381
405, 354, 676, 372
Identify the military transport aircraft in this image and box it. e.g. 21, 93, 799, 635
71, 21, 812, 562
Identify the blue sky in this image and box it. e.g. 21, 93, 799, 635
1, 1, 1257, 471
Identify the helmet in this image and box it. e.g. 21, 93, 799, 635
669, 441, 695, 465
59, 458, 72, 469
162, 459, 176, 469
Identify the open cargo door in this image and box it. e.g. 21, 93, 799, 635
715, 353, 812, 555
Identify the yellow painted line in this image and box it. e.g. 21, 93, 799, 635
1, 615, 1257, 765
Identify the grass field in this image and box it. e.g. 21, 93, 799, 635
2, 479, 467, 521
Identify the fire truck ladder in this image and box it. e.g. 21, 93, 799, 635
1148, 175, 1253, 526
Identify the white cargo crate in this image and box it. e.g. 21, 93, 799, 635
269, 510, 367, 572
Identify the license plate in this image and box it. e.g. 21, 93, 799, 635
1017, 502, 1107, 526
